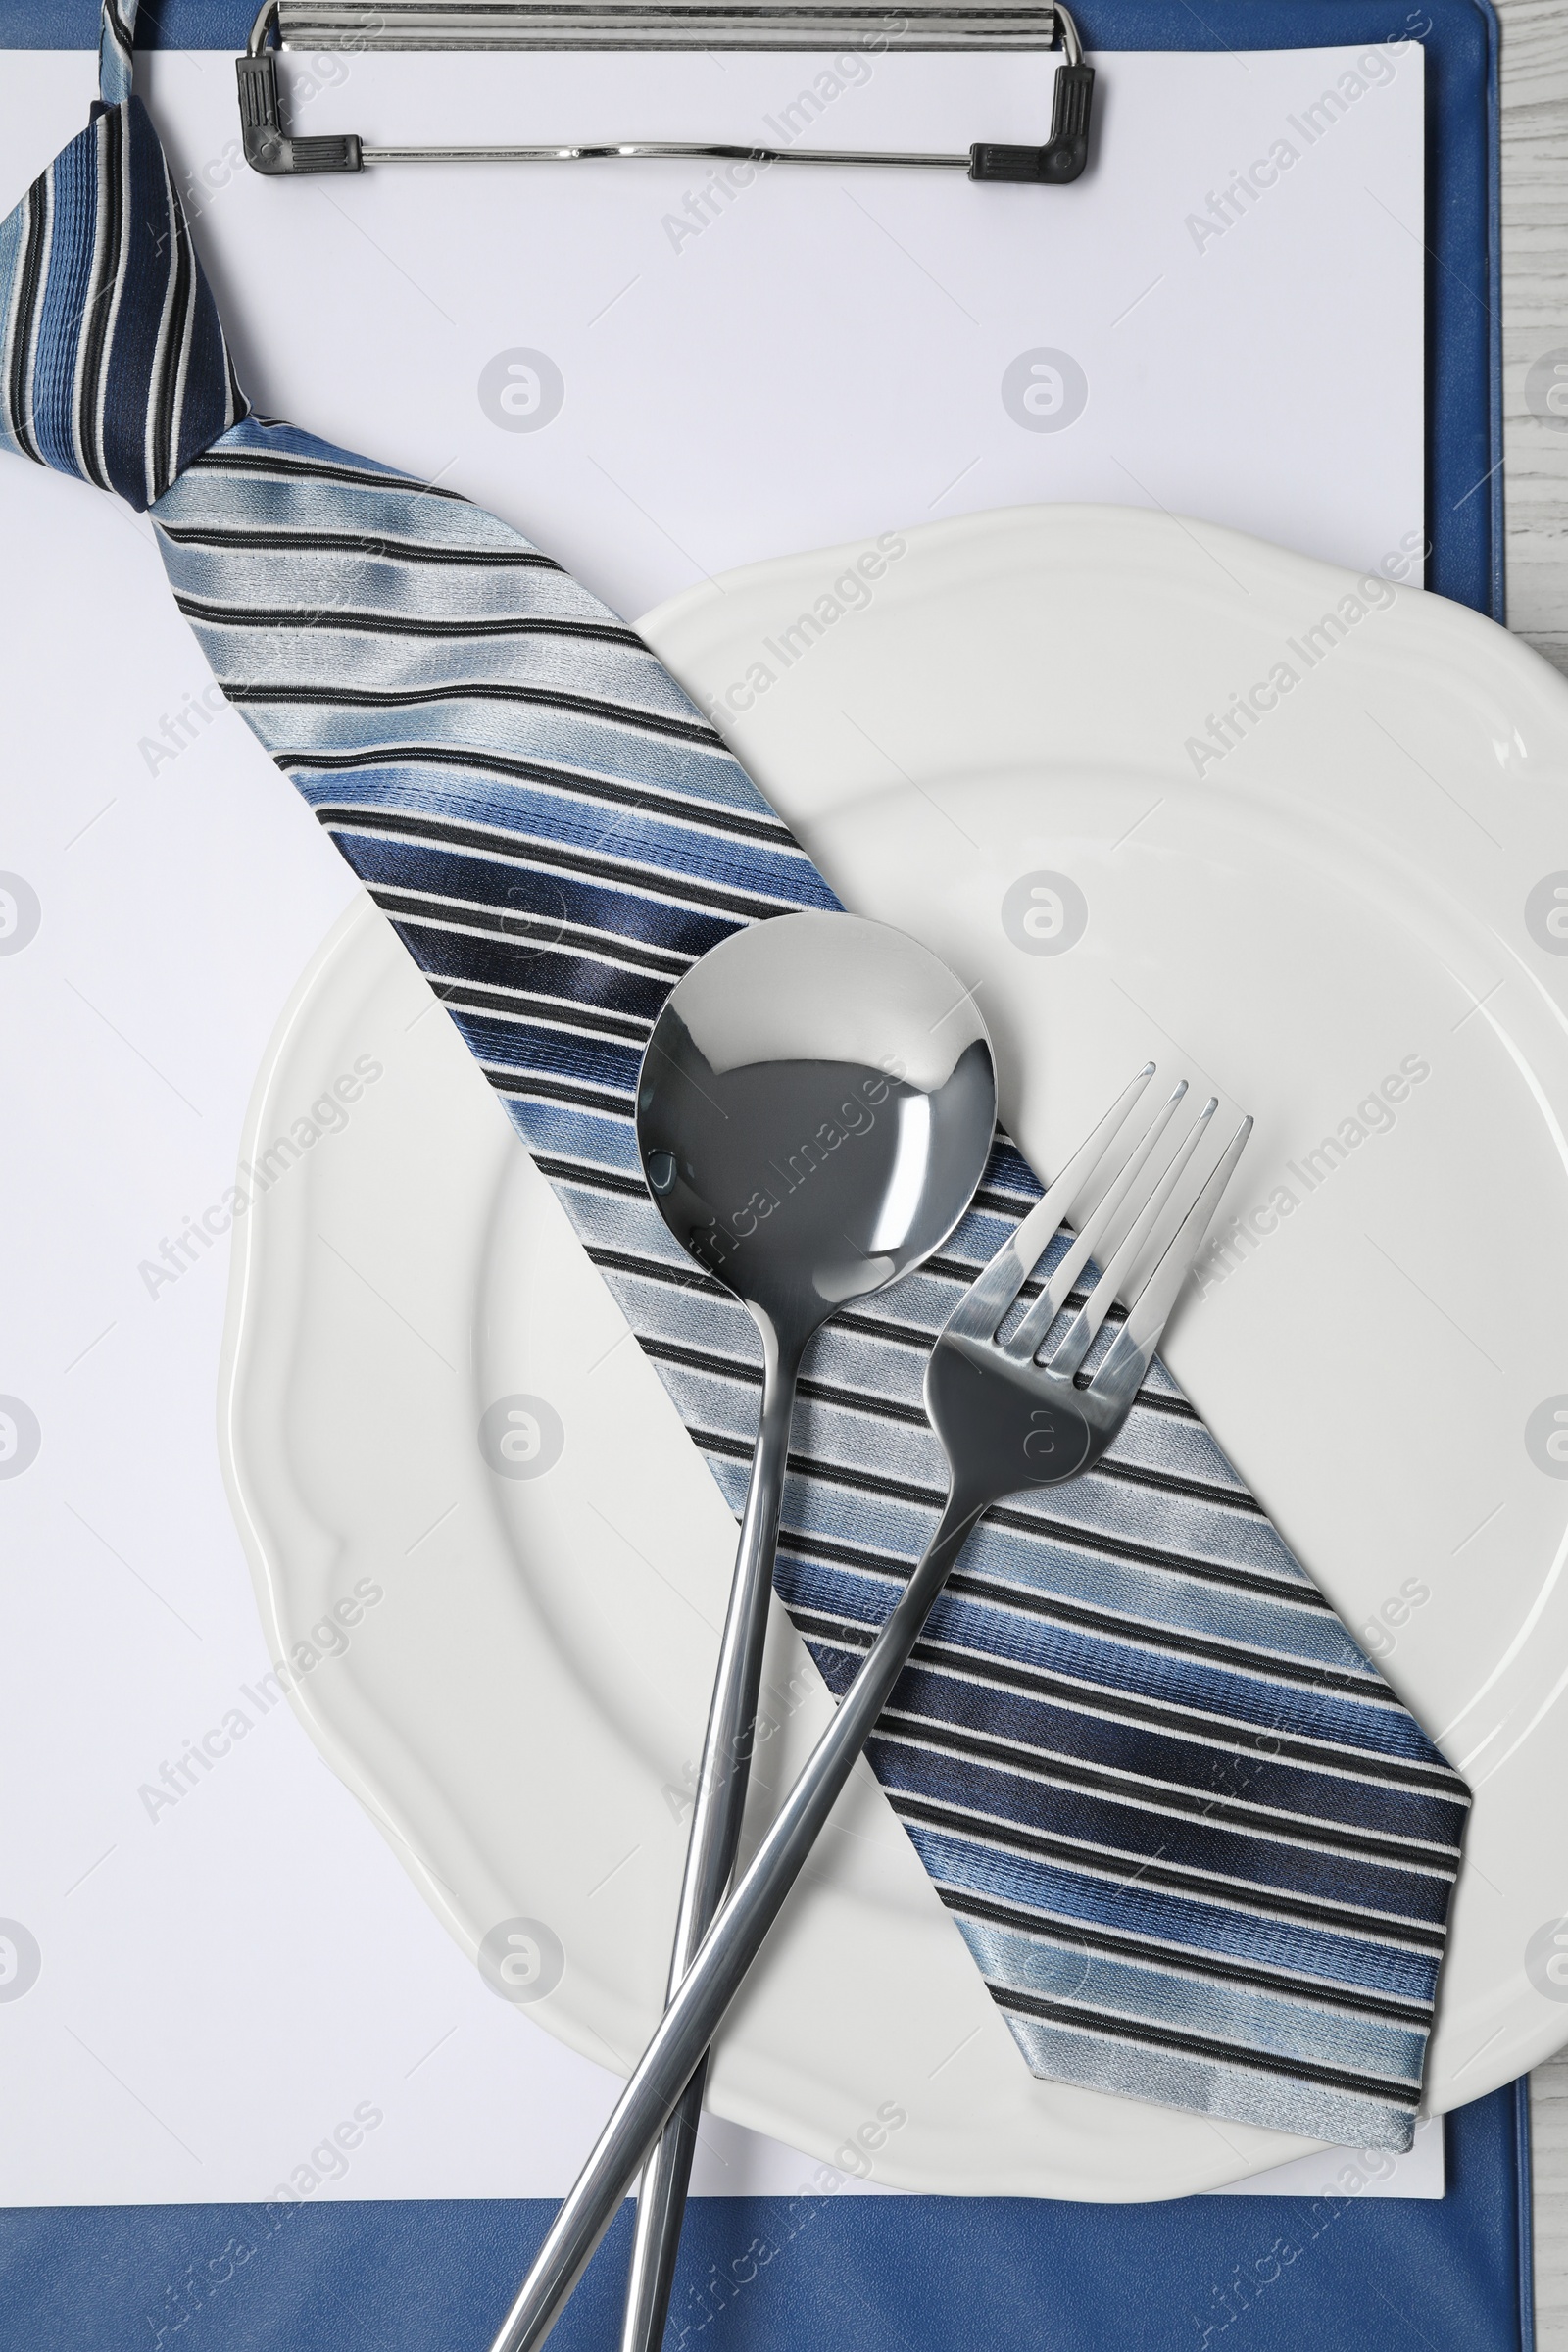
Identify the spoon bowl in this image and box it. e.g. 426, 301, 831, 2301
638, 908, 997, 1341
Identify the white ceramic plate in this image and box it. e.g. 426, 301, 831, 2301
220, 505, 1568, 2198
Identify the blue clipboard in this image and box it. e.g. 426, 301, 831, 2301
0, 3, 1520, 2346
0, 0, 1506, 620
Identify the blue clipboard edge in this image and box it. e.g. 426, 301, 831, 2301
0, 0, 1508, 619
1518, 2075, 1539, 2352
0, 2080, 1537, 2350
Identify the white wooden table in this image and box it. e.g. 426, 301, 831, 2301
1535, 2054, 1568, 2346
1502, 0, 1568, 676
1500, 2, 1568, 2328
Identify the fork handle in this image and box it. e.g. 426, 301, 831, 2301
487, 1485, 986, 2352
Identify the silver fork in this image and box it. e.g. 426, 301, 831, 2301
487, 1062, 1251, 2352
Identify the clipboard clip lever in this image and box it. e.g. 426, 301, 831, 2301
236, 0, 1093, 183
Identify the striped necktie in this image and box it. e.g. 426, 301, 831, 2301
0, 3, 1469, 2154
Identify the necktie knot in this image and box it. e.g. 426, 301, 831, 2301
0, 0, 245, 511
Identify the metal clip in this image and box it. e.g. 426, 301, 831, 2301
236, 0, 1092, 181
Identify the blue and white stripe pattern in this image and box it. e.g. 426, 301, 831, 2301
98, 0, 137, 108
146, 416, 1469, 2151
0, 3, 241, 510
1, 6, 1469, 2150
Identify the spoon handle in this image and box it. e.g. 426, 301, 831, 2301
488, 1491, 982, 2352
618, 1331, 802, 2352
617, 2065, 702, 2352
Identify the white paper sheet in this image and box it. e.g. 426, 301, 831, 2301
0, 43, 1440, 2205
1, 39, 1425, 616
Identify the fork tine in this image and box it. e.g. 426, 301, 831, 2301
941, 1063, 1155, 1345
1001, 1080, 1187, 1361
1045, 1098, 1218, 1379
1088, 1112, 1253, 1412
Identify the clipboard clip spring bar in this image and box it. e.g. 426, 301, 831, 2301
236, 0, 1093, 183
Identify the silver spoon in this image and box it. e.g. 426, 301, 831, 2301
622, 908, 996, 2352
